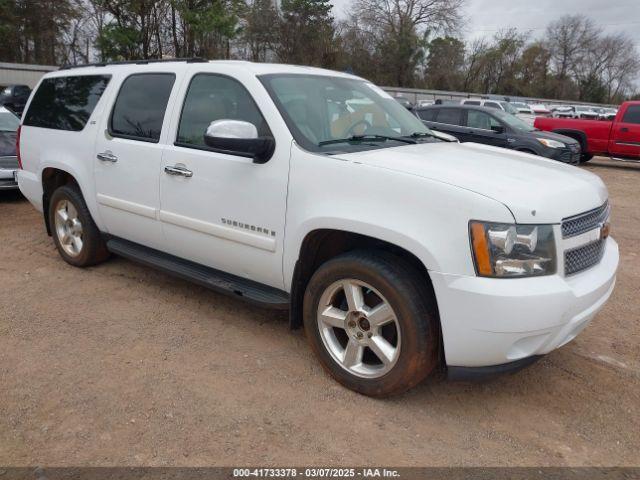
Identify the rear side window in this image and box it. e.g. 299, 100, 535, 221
23, 75, 110, 131
435, 108, 462, 126
416, 109, 437, 121
464, 100, 481, 106
110, 73, 175, 142
622, 105, 640, 124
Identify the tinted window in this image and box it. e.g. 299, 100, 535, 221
24, 76, 110, 131
110, 73, 175, 142
622, 105, 640, 124
467, 110, 502, 130
484, 102, 501, 109
177, 74, 271, 148
417, 109, 437, 121
435, 108, 462, 126
464, 100, 481, 106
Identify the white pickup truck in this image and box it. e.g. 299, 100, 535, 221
17, 60, 618, 396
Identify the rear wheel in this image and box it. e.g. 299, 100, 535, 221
303, 250, 440, 397
49, 185, 110, 267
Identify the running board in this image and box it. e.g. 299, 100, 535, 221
106, 237, 290, 309
610, 156, 640, 164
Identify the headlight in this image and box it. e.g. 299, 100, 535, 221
537, 138, 565, 149
470, 221, 556, 278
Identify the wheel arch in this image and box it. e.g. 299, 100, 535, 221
41, 167, 82, 236
288, 228, 439, 332
551, 129, 588, 151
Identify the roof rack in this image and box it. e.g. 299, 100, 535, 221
59, 57, 208, 70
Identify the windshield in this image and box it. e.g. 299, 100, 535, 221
259, 74, 432, 153
500, 102, 519, 115
492, 110, 535, 132
0, 110, 19, 132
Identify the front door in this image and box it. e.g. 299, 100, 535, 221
94, 72, 178, 250
159, 70, 290, 289
465, 110, 509, 148
609, 104, 640, 160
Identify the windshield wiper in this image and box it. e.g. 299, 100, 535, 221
404, 131, 437, 139
318, 134, 417, 147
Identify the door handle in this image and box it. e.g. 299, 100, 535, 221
620, 127, 629, 133
164, 165, 193, 178
97, 151, 118, 163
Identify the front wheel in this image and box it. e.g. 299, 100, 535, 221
303, 251, 440, 397
580, 154, 594, 163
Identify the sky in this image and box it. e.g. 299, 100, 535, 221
329, 0, 640, 50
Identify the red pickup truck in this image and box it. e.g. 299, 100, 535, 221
534, 101, 640, 162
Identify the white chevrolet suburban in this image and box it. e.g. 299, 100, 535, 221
17, 59, 619, 396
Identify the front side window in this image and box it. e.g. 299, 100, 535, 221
110, 73, 175, 142
23, 75, 110, 131
177, 74, 271, 149
622, 105, 640, 124
259, 74, 432, 153
467, 110, 503, 130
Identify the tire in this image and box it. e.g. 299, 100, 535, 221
580, 154, 594, 163
303, 250, 440, 397
48, 184, 110, 267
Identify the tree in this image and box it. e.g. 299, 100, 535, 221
349, 0, 464, 87
545, 14, 600, 99
423, 36, 465, 90
276, 0, 336, 67
239, 0, 279, 62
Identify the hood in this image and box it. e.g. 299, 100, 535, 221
530, 129, 580, 145
0, 131, 16, 157
335, 142, 607, 223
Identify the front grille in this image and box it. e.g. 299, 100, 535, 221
0, 156, 18, 169
562, 202, 609, 238
569, 143, 581, 153
565, 239, 606, 275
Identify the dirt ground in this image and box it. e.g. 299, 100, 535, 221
1, 157, 639, 467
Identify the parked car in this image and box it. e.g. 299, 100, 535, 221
551, 106, 575, 118
394, 96, 414, 110
461, 98, 535, 124
573, 105, 600, 120
0, 106, 20, 190
598, 108, 618, 121
530, 104, 552, 116
535, 101, 640, 162
417, 99, 435, 107
17, 60, 618, 396
0, 84, 31, 115
414, 105, 581, 164
511, 102, 534, 114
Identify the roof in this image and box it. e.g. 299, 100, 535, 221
55, 59, 361, 80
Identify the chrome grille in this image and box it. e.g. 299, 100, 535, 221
0, 156, 18, 169
565, 240, 606, 276
561, 202, 609, 238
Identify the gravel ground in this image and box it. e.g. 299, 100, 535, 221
0, 157, 638, 467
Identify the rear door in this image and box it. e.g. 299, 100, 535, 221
609, 104, 640, 160
94, 70, 181, 249
429, 108, 467, 140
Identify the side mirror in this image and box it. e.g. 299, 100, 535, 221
491, 124, 505, 134
204, 120, 275, 164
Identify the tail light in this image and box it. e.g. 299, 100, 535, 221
16, 125, 22, 169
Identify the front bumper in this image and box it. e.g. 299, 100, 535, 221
548, 146, 581, 165
431, 237, 618, 368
